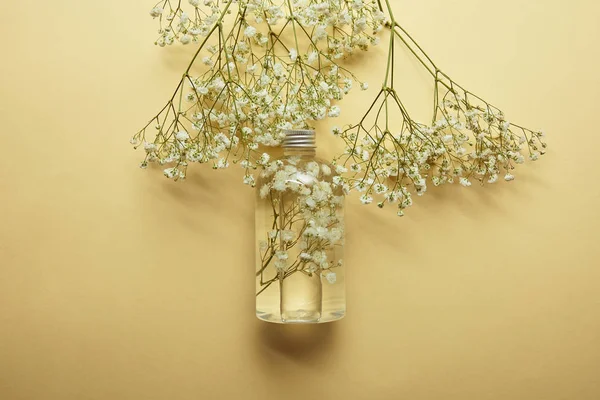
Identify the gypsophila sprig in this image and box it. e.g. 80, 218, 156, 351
330, 0, 546, 215
133, 0, 384, 185
133, 0, 545, 214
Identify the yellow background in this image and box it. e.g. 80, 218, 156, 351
2, 0, 600, 399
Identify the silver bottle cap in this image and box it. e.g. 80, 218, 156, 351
282, 129, 316, 148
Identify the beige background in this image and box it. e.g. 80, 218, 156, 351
1, 0, 600, 399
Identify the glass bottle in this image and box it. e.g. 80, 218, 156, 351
255, 129, 346, 323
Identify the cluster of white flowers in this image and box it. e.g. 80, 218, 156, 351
256, 156, 344, 294
149, 0, 224, 46
334, 81, 546, 215
136, 0, 545, 216
135, 0, 384, 183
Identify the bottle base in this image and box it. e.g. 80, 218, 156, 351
256, 309, 345, 324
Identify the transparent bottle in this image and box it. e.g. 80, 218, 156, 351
255, 129, 346, 323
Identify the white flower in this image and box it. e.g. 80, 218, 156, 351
335, 165, 348, 174
323, 271, 337, 284
180, 12, 190, 25
244, 26, 257, 38
272, 170, 289, 191
189, 0, 200, 6
163, 167, 183, 179
360, 194, 373, 205
259, 185, 271, 199
274, 259, 288, 270
175, 131, 189, 141
149, 6, 163, 18
328, 105, 341, 118
354, 17, 367, 33
307, 51, 318, 64
305, 197, 316, 208
504, 173, 515, 181
314, 227, 327, 239
306, 161, 320, 177
300, 252, 312, 261
180, 34, 192, 45
243, 174, 255, 186
328, 228, 343, 243
289, 48, 298, 62
321, 164, 331, 176
459, 177, 472, 187
374, 183, 388, 194
350, 162, 363, 172
258, 153, 270, 165
312, 251, 327, 265
274, 250, 289, 270
216, 158, 229, 169
144, 142, 157, 153
281, 230, 295, 242
360, 82, 369, 91
196, 85, 209, 95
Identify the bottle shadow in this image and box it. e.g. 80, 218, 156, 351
253, 319, 339, 363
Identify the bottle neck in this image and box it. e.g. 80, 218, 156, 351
283, 147, 316, 157
282, 129, 316, 158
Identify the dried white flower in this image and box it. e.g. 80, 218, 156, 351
244, 26, 257, 38
323, 271, 337, 284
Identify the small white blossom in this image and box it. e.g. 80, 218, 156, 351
149, 6, 163, 18
360, 194, 373, 205
328, 106, 341, 118
300, 252, 312, 261
323, 271, 337, 284
216, 158, 229, 169
259, 185, 271, 199
180, 12, 190, 25
459, 177, 472, 187
281, 230, 295, 242
144, 142, 157, 153
374, 183, 388, 194
243, 174, 255, 186
175, 131, 189, 141
244, 26, 257, 38
335, 165, 348, 174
